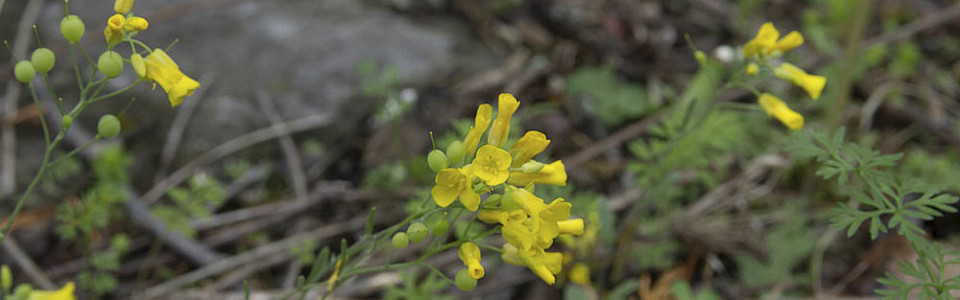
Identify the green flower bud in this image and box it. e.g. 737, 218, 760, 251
14, 61, 35, 83
98, 51, 124, 78
484, 194, 502, 206
30, 48, 55, 73
455, 268, 477, 291
97, 114, 121, 138
391, 232, 409, 249
427, 149, 448, 172
694, 51, 707, 66
407, 222, 428, 243
61, 115, 74, 129
501, 192, 519, 211
1, 265, 12, 292
59, 15, 85, 42
446, 140, 465, 164
520, 161, 544, 173
431, 218, 449, 236
13, 284, 32, 299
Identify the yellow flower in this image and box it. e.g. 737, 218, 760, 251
104, 14, 125, 44
502, 243, 563, 285
510, 131, 550, 167
508, 160, 567, 187
477, 209, 525, 225
124, 17, 148, 32
472, 145, 512, 186
487, 93, 520, 147
759, 93, 803, 130
568, 263, 591, 285
558, 219, 584, 235
28, 282, 75, 300
742, 22, 804, 58
506, 189, 573, 249
114, 0, 135, 14
458, 242, 485, 280
431, 167, 481, 211
746, 63, 759, 75
326, 258, 342, 291
774, 62, 826, 100
143, 49, 201, 107
463, 104, 493, 156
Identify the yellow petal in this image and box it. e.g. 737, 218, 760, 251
143, 49, 200, 107
28, 281, 75, 300
473, 145, 512, 186
743, 22, 779, 58
464, 104, 493, 156
431, 169, 464, 207
558, 219, 585, 235
124, 17, 149, 32
774, 63, 826, 100
459, 187, 481, 211
487, 93, 520, 147
114, 0, 135, 14
511, 131, 550, 167
774, 31, 804, 53
507, 160, 567, 187
758, 94, 804, 130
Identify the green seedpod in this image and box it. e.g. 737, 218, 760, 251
97, 51, 124, 78
30, 48, 56, 73
431, 219, 449, 236
406, 222, 428, 243
97, 114, 121, 138
455, 268, 477, 291
60, 15, 85, 42
61, 115, 74, 129
391, 232, 409, 249
14, 61, 35, 83
427, 150, 448, 172
1, 265, 11, 291
446, 140, 465, 164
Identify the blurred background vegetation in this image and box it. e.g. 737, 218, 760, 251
1, 0, 959, 299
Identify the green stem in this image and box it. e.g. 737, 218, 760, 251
88, 80, 141, 104
0, 132, 64, 244
41, 73, 65, 115
48, 136, 100, 168
69, 43, 84, 92
27, 83, 51, 145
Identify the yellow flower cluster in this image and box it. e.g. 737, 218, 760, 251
742, 22, 827, 130
433, 93, 584, 285
103, 0, 199, 107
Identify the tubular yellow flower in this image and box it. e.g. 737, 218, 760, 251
104, 14, 125, 44
28, 281, 75, 300
463, 104, 493, 156
746, 63, 759, 75
759, 93, 804, 130
508, 160, 567, 187
431, 167, 481, 211
477, 209, 525, 225
742, 22, 804, 58
510, 131, 550, 167
144, 49, 201, 107
124, 17, 148, 32
458, 242, 485, 280
568, 263, 591, 285
502, 244, 563, 285
473, 145, 512, 186
774, 62, 826, 100
487, 93, 520, 147
558, 218, 584, 235
114, 0, 135, 14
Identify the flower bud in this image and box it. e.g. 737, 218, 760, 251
520, 161, 544, 173
431, 219, 449, 236
130, 53, 146, 78
694, 51, 707, 66
14, 61, 35, 83
60, 15, 85, 42
746, 63, 759, 76
30, 48, 55, 73
391, 232, 409, 249
446, 140, 465, 165
97, 51, 124, 78
114, 0, 135, 14
455, 268, 477, 291
125, 17, 148, 32
407, 222, 428, 243
1, 265, 11, 291
97, 114, 121, 138
427, 150, 447, 172
61, 115, 74, 129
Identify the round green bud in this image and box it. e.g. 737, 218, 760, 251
59, 15, 85, 42
431, 219, 449, 236
14, 61, 35, 83
694, 51, 707, 66
455, 268, 477, 291
407, 222, 428, 243
1, 265, 11, 291
391, 232, 409, 249
98, 51, 124, 78
427, 150, 448, 172
446, 140, 465, 164
61, 115, 73, 129
30, 48, 56, 73
97, 114, 121, 138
